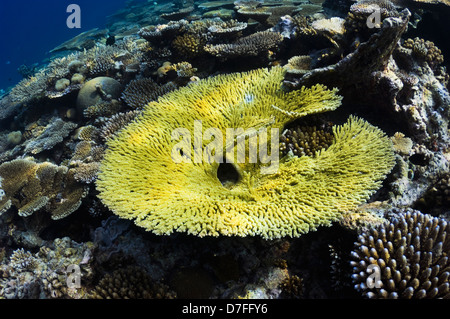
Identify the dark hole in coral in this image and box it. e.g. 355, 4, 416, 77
217, 162, 240, 187
409, 153, 428, 166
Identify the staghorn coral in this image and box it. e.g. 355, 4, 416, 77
89, 266, 176, 299
0, 158, 88, 220
96, 66, 395, 239
402, 37, 444, 70
204, 31, 283, 59
121, 78, 177, 109
350, 210, 450, 298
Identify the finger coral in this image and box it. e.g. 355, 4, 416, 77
350, 210, 450, 298
97, 66, 395, 239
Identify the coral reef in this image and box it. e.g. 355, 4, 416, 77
279, 122, 335, 157
76, 77, 123, 113
90, 266, 176, 299
0, 237, 95, 299
96, 66, 395, 239
0, 0, 448, 301
204, 31, 283, 59
402, 37, 444, 70
23, 118, 77, 155
350, 210, 450, 298
121, 78, 177, 110
0, 158, 88, 219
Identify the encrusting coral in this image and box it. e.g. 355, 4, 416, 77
350, 210, 450, 299
96, 66, 395, 239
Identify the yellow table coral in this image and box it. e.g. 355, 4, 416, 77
96, 66, 395, 239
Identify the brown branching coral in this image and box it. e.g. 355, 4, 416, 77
172, 33, 207, 58
121, 78, 177, 109
99, 110, 141, 142
284, 55, 312, 81
77, 125, 101, 142
402, 37, 444, 70
83, 99, 122, 119
89, 266, 176, 299
419, 172, 450, 210
280, 123, 335, 158
204, 31, 283, 59
207, 19, 247, 36
279, 275, 304, 298
350, 210, 450, 298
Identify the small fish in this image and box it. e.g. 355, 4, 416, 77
5, 61, 11, 65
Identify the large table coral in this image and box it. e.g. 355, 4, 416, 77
96, 66, 395, 239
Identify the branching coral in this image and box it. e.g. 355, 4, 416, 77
204, 31, 283, 59
97, 66, 395, 239
121, 78, 177, 109
89, 266, 176, 299
402, 37, 444, 70
280, 123, 335, 157
172, 33, 207, 58
350, 210, 450, 298
99, 110, 141, 141
0, 237, 95, 299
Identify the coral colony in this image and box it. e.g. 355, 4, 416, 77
0, 0, 449, 300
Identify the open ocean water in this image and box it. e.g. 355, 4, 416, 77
0, 0, 132, 91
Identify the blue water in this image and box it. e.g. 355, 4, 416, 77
0, 0, 130, 91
